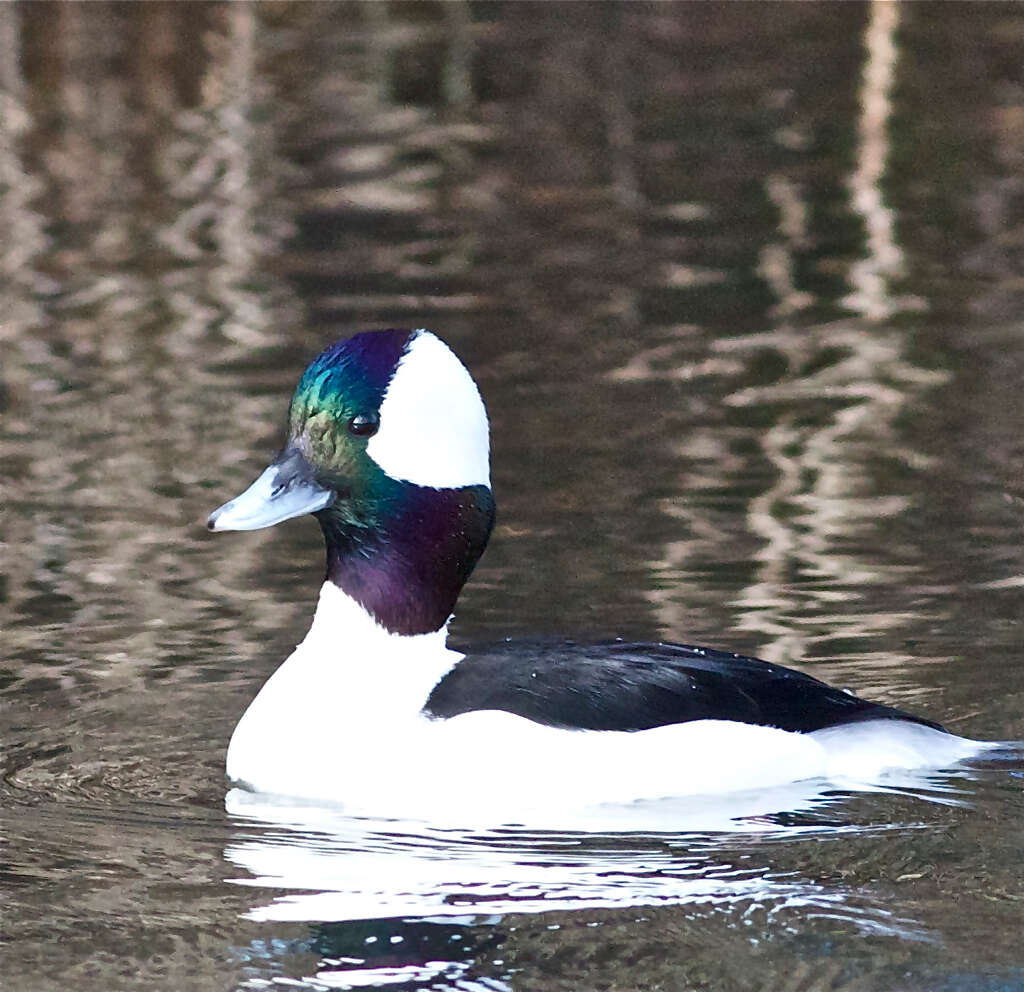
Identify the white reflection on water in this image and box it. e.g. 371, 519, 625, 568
223, 777, 965, 930
304, 962, 512, 991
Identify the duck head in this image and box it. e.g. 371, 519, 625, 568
208, 329, 495, 635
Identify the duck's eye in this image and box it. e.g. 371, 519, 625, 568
348, 413, 379, 438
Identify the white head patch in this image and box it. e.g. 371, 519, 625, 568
367, 330, 491, 489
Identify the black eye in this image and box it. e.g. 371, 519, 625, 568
348, 413, 379, 438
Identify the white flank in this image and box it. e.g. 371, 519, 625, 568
226, 582, 991, 825
366, 330, 490, 488
811, 719, 989, 783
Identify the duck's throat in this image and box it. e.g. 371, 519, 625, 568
316, 484, 495, 636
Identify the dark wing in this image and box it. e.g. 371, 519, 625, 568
424, 639, 945, 734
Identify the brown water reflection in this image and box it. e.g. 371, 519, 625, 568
2, 3, 1024, 991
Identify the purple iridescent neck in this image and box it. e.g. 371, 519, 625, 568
315, 482, 495, 636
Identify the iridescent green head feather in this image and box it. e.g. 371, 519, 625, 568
287, 329, 411, 485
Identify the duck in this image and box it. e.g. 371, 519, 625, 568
208, 328, 989, 822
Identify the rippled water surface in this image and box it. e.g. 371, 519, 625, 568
3, 3, 1024, 990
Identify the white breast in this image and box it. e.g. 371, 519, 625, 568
226, 583, 459, 790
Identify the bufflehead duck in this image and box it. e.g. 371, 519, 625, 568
209, 329, 987, 820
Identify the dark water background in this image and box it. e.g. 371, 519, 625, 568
2, 2, 1023, 989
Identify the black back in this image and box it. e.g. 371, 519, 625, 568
424, 639, 945, 734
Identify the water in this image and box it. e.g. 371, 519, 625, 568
2, 2, 1023, 989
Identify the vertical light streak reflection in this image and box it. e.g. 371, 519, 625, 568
159, 3, 275, 350
843, 0, 910, 321
209, 3, 266, 346
0, 3, 49, 342
639, 3, 947, 680
714, 1, 942, 674
757, 174, 813, 322
441, 0, 473, 112
737, 172, 817, 661
604, 3, 642, 335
